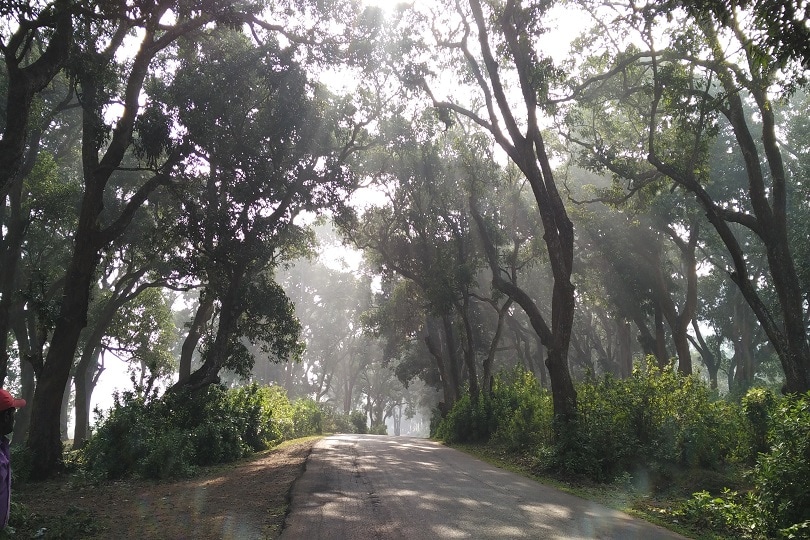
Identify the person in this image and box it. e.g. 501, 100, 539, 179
0, 389, 26, 530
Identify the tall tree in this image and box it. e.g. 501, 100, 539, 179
26, 0, 264, 479
165, 28, 364, 392
563, 0, 810, 392
408, 0, 578, 422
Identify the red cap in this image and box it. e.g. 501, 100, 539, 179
0, 389, 25, 411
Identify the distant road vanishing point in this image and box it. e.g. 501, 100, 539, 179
281, 434, 687, 539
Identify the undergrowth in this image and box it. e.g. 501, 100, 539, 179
434, 362, 810, 539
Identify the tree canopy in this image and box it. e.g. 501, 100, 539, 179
1, 0, 808, 484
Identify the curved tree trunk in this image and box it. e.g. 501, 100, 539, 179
482, 298, 512, 395
178, 290, 216, 384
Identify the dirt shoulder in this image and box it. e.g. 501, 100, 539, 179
13, 437, 320, 540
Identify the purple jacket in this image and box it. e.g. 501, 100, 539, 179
0, 436, 10, 528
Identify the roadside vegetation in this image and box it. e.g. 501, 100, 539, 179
5, 384, 362, 538
434, 364, 810, 540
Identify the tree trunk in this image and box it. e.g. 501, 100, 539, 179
457, 296, 480, 401
482, 298, 512, 395
424, 320, 456, 408
60, 377, 71, 441
0, 176, 27, 386
178, 291, 215, 384
11, 359, 35, 445
172, 265, 246, 392
653, 303, 668, 368
687, 320, 719, 389
472, 205, 577, 423
27, 197, 101, 477
617, 320, 633, 378
532, 334, 548, 388
441, 315, 464, 402
73, 347, 101, 448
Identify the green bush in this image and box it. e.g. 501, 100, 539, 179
750, 391, 810, 535
434, 370, 551, 446
292, 398, 322, 438
570, 360, 744, 480
677, 489, 757, 536
82, 383, 322, 480
436, 362, 747, 482
490, 371, 553, 450
350, 411, 367, 434
676, 391, 810, 539
320, 405, 360, 433
435, 393, 486, 443
742, 387, 777, 459
6, 502, 99, 540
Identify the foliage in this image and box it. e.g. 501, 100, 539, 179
676, 391, 810, 538
82, 383, 321, 480
292, 398, 323, 438
320, 406, 362, 434
490, 371, 555, 450
568, 361, 744, 480
350, 411, 368, 434
750, 392, 810, 534
436, 363, 747, 481
741, 387, 777, 458
435, 370, 553, 447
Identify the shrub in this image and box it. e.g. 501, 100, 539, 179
320, 406, 357, 433
6, 502, 99, 540
83, 383, 320, 480
676, 391, 810, 539
750, 391, 810, 535
435, 362, 748, 483
434, 370, 552, 446
435, 394, 483, 444
292, 398, 322, 438
741, 387, 777, 459
677, 489, 758, 536
490, 371, 553, 450
350, 411, 367, 434
569, 360, 745, 480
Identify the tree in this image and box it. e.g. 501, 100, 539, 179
0, 0, 72, 193
563, 0, 810, 392
346, 116, 494, 406
165, 27, 364, 392
407, 0, 578, 422
26, 0, 265, 479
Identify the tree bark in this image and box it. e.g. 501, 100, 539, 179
482, 298, 512, 395
178, 291, 216, 384
617, 319, 633, 378
73, 347, 101, 448
11, 358, 35, 445
457, 295, 480, 401
175, 266, 245, 392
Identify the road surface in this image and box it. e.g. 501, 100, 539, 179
281, 434, 687, 539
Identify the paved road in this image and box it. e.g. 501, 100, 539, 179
281, 434, 687, 539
